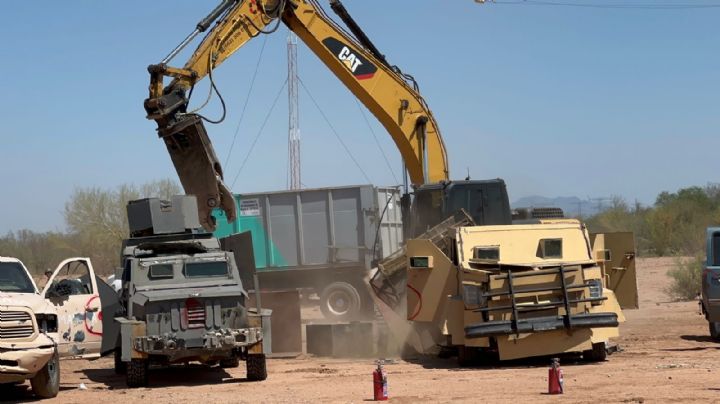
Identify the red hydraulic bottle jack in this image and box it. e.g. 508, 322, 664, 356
373, 361, 388, 401
548, 357, 564, 394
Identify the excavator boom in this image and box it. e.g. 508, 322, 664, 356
144, 0, 449, 230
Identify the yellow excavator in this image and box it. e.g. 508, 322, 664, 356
144, 0, 638, 362
144, 0, 511, 234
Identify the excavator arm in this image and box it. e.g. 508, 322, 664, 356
144, 0, 449, 231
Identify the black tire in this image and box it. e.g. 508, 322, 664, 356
30, 349, 60, 399
710, 322, 720, 341
114, 349, 126, 374
319, 281, 362, 321
583, 342, 608, 362
126, 359, 149, 387
220, 356, 240, 368
246, 354, 267, 381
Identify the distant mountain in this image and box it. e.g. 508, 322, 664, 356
512, 195, 609, 218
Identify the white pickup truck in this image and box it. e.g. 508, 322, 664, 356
0, 256, 60, 399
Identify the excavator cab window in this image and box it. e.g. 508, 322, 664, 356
444, 181, 512, 226
410, 188, 445, 236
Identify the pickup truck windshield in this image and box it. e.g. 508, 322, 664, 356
0, 262, 36, 293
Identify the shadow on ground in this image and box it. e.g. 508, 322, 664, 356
680, 335, 717, 343
403, 352, 606, 371
0, 383, 77, 403
81, 363, 247, 390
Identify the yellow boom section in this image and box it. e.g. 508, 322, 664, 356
282, 1, 449, 185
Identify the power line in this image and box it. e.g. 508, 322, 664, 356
224, 35, 269, 170
486, 0, 720, 9
230, 78, 288, 189
298, 77, 372, 184
354, 98, 400, 185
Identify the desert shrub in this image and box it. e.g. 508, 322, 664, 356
666, 255, 703, 301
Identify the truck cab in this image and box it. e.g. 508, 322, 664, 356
702, 227, 720, 339
0, 256, 60, 399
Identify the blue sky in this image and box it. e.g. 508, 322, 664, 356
1, 1, 719, 233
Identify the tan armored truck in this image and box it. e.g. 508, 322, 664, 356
0, 256, 60, 398
372, 216, 638, 363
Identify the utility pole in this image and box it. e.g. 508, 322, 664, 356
287, 32, 301, 190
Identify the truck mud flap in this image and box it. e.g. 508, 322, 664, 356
465, 312, 619, 339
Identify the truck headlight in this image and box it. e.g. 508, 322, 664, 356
35, 313, 58, 333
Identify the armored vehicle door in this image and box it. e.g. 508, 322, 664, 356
591, 232, 639, 309
42, 258, 103, 356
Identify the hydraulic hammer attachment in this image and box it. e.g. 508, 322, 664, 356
158, 114, 236, 232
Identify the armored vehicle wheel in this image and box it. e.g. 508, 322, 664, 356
30, 349, 59, 398
246, 353, 267, 381
319, 281, 362, 321
114, 349, 126, 374
220, 357, 240, 368
710, 322, 720, 341
582, 342, 608, 362
126, 359, 149, 387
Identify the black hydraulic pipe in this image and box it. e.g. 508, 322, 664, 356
329, 0, 389, 67
198, 0, 239, 32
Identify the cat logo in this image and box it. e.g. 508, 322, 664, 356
338, 46, 363, 73
322, 37, 378, 80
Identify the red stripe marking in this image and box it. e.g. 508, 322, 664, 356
84, 295, 102, 336
355, 73, 375, 80
407, 284, 423, 321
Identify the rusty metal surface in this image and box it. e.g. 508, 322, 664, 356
159, 115, 235, 231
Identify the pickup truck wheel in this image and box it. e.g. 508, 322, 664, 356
126, 359, 149, 387
220, 357, 240, 368
319, 282, 362, 321
114, 349, 126, 374
246, 353, 267, 381
709, 322, 720, 340
582, 342, 608, 362
30, 349, 60, 398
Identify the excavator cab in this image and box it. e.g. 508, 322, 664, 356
404, 179, 512, 239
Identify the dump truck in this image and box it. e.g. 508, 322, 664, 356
212, 185, 403, 321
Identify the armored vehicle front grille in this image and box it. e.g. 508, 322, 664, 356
185, 299, 205, 329
0, 310, 35, 339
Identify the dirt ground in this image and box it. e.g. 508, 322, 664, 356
5, 257, 720, 403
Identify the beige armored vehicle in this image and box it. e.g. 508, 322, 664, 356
0, 257, 60, 398
372, 216, 638, 363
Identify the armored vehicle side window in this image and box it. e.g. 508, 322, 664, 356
184, 261, 228, 278
473, 246, 500, 261
149, 264, 174, 279
713, 233, 720, 266
539, 238, 563, 259
0, 262, 35, 293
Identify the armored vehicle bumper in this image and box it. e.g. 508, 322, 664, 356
118, 318, 262, 362
465, 312, 618, 338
